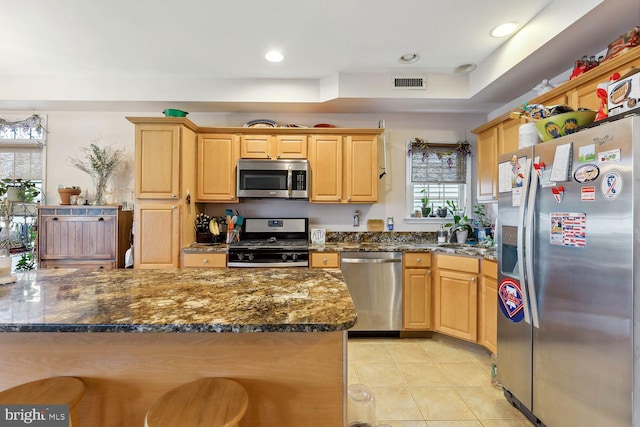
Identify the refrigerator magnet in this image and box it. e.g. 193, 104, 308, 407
498, 278, 525, 322
598, 148, 621, 163
573, 164, 600, 183
601, 170, 622, 200
581, 186, 596, 201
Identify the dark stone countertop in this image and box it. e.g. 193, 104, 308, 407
0, 268, 356, 333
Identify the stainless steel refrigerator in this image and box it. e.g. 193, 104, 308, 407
497, 115, 640, 427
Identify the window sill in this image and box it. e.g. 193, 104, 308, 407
404, 217, 452, 224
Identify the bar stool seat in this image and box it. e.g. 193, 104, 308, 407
145, 378, 248, 427
0, 376, 85, 427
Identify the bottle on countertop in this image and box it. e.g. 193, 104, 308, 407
437, 225, 447, 244
387, 217, 394, 231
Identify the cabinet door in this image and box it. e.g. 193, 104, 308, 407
479, 274, 498, 353
240, 134, 272, 159
344, 135, 378, 203
134, 203, 180, 269
309, 135, 342, 202
434, 269, 478, 341
403, 267, 432, 330
276, 135, 307, 159
39, 216, 116, 260
476, 127, 498, 202
197, 134, 240, 202
135, 125, 180, 199
498, 118, 521, 155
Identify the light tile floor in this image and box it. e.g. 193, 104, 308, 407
347, 336, 531, 427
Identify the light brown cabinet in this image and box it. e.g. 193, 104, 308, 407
402, 252, 432, 330
473, 47, 640, 201
38, 206, 132, 269
240, 134, 307, 159
309, 252, 340, 268
434, 254, 479, 342
308, 134, 378, 203
197, 133, 240, 202
128, 117, 197, 269
479, 259, 498, 353
182, 252, 227, 268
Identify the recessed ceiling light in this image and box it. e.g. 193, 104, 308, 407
399, 53, 420, 64
490, 22, 519, 38
454, 63, 477, 74
265, 50, 284, 63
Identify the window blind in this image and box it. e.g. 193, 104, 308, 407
410, 143, 467, 184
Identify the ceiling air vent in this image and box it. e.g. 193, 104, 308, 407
392, 76, 426, 90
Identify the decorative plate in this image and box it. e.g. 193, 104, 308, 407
313, 123, 336, 128
243, 119, 277, 128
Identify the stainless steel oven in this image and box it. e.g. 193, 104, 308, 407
237, 159, 309, 199
227, 218, 309, 267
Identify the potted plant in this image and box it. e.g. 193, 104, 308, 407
0, 179, 40, 203
420, 190, 430, 217
67, 143, 126, 205
445, 200, 473, 243
57, 186, 82, 205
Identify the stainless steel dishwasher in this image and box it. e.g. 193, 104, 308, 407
340, 251, 402, 332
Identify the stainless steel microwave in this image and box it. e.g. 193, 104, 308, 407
237, 159, 309, 199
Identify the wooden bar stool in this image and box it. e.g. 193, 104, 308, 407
0, 376, 85, 427
145, 378, 248, 427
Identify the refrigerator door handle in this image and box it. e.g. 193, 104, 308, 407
516, 158, 533, 325
525, 161, 541, 328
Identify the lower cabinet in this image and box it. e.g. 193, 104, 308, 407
182, 253, 227, 268
134, 203, 180, 269
478, 259, 498, 353
434, 254, 479, 342
38, 206, 133, 269
402, 252, 432, 330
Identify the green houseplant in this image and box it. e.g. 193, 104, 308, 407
0, 179, 40, 203
445, 200, 473, 243
67, 143, 126, 205
420, 190, 430, 217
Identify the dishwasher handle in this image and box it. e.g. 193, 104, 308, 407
340, 258, 401, 264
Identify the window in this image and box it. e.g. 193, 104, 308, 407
0, 114, 46, 198
406, 139, 470, 220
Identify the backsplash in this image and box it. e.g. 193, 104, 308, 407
325, 231, 437, 244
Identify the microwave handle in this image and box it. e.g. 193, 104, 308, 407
287, 165, 292, 197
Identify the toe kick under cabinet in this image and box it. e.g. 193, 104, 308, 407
38, 206, 133, 269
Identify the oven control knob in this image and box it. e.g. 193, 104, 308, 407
248, 253, 254, 261
282, 254, 288, 261
291, 253, 298, 261
237, 253, 244, 261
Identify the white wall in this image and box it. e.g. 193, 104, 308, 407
37, 110, 485, 232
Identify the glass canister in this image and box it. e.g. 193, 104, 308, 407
347, 384, 376, 427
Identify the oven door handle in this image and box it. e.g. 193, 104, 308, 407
227, 261, 309, 268
287, 165, 293, 198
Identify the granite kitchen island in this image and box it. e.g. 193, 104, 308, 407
0, 268, 356, 427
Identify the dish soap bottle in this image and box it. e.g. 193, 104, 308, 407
437, 224, 447, 244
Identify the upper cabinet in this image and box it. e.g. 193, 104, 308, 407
135, 124, 181, 199
473, 47, 640, 202
197, 133, 240, 203
240, 134, 307, 159
308, 133, 379, 203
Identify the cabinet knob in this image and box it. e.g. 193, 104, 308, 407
338, 197, 342, 201
172, 205, 177, 209
98, 217, 104, 221
52, 217, 58, 221
203, 259, 208, 263
277, 154, 281, 159
427, 271, 431, 275
416, 258, 421, 263
470, 277, 476, 282
347, 197, 352, 202
230, 196, 235, 200
171, 194, 177, 198
322, 258, 328, 264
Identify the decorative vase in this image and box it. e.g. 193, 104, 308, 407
437, 207, 448, 218
93, 176, 109, 205
58, 188, 82, 205
456, 229, 469, 244
421, 206, 431, 217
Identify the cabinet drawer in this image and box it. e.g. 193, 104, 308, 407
404, 252, 431, 268
482, 259, 498, 279
40, 260, 115, 270
310, 252, 340, 268
437, 254, 479, 273
182, 253, 227, 268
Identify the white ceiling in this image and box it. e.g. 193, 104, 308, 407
1, 0, 639, 114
